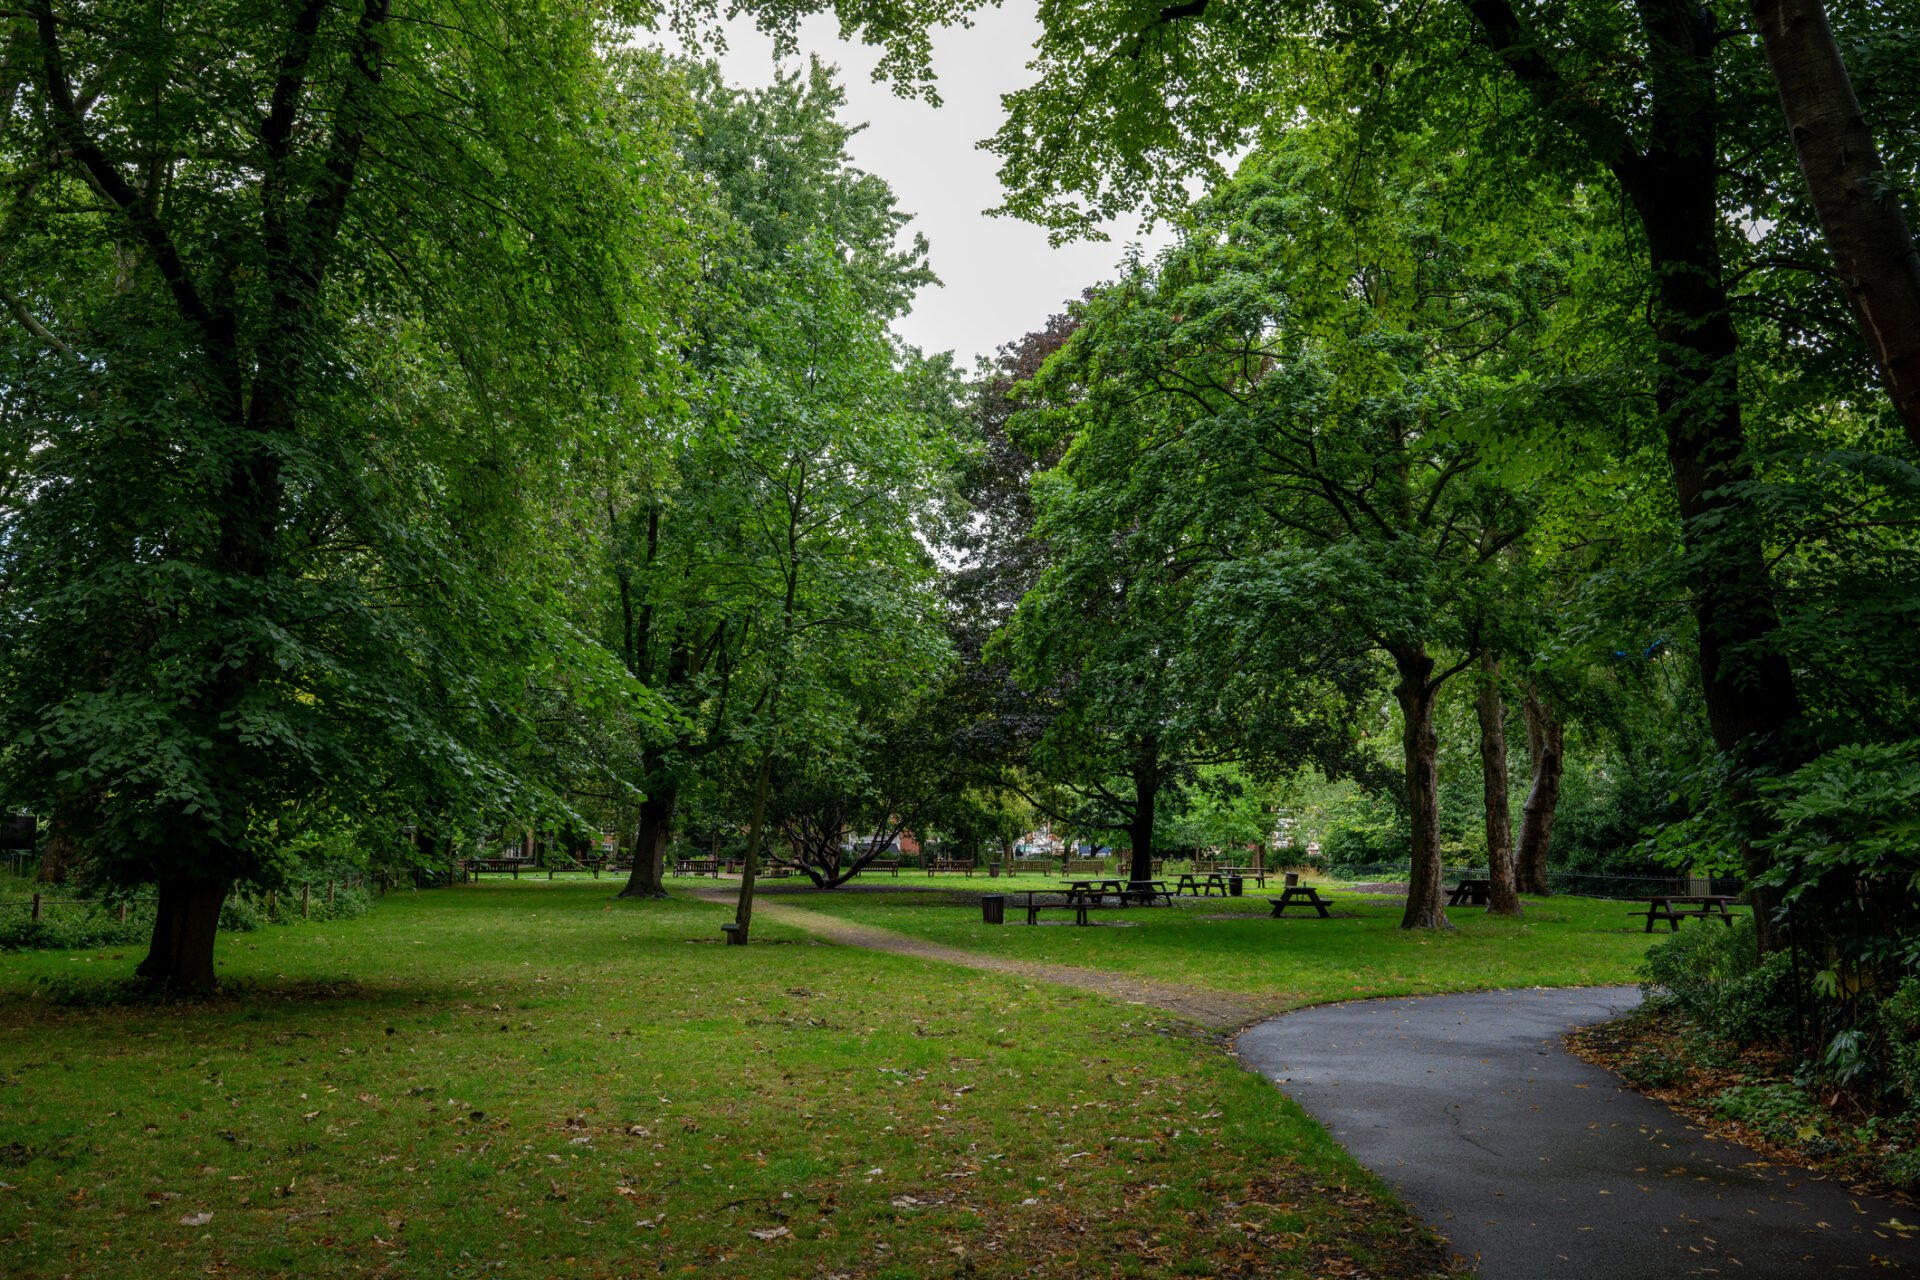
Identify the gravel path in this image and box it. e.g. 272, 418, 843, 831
686, 888, 1280, 1030
1235, 987, 1920, 1277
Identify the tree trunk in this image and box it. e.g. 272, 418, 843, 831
1516, 683, 1562, 896
617, 787, 675, 899
1126, 744, 1158, 887
35, 829, 75, 886
1476, 650, 1521, 915
730, 749, 775, 945
1467, 0, 1803, 954
1751, 0, 1920, 449
1392, 646, 1451, 930
135, 879, 230, 988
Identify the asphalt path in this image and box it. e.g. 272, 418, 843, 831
1235, 986, 1920, 1277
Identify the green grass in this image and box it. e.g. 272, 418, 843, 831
779, 883, 1658, 1004
0, 879, 1453, 1279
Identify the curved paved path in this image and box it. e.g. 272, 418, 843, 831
1236, 986, 1920, 1277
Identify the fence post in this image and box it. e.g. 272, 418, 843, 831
329, 880, 336, 907
31, 892, 41, 921
118, 902, 128, 924
302, 882, 310, 918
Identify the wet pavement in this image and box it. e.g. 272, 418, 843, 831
1236, 986, 1920, 1277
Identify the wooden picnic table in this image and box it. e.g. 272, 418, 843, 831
1630, 894, 1745, 933
1059, 879, 1173, 907
1268, 885, 1333, 917
1174, 872, 1233, 897
1446, 877, 1491, 907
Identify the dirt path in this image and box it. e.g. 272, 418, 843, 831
685, 888, 1279, 1031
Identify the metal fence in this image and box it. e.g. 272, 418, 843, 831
1324, 861, 1745, 900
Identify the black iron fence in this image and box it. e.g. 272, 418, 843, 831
1324, 862, 1746, 900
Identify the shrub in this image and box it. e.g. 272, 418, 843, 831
1880, 976, 1920, 1115
1639, 918, 1797, 1044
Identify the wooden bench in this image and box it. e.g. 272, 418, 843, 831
857, 859, 901, 876
674, 859, 721, 877
1268, 886, 1332, 918
927, 858, 974, 876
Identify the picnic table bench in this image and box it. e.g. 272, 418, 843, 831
1221, 867, 1268, 888
1061, 878, 1174, 907
1630, 894, 1745, 933
1014, 881, 1172, 924
1268, 885, 1333, 917
1446, 877, 1491, 906
1174, 872, 1234, 897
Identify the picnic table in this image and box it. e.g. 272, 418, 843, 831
1268, 885, 1333, 917
1446, 877, 1491, 907
1630, 894, 1745, 933
1174, 872, 1233, 897
1019, 880, 1171, 924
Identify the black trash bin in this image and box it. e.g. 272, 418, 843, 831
981, 894, 1007, 925
1227, 875, 1244, 897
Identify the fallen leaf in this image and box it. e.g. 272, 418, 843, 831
179, 1211, 213, 1226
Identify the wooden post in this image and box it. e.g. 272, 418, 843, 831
268, 890, 277, 921
30, 892, 41, 921
118, 902, 127, 924
329, 880, 336, 906
302, 882, 311, 918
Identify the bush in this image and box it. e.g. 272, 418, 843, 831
0, 908, 151, 952
1880, 976, 1920, 1115
1639, 918, 1797, 1044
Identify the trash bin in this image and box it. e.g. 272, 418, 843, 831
1227, 875, 1244, 897
1284, 871, 1299, 887
989, 862, 1002, 878
981, 894, 1007, 925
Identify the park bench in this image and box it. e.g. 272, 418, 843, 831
857, 859, 901, 876
674, 858, 721, 877
1268, 885, 1333, 918
927, 858, 974, 876
1009, 859, 1054, 876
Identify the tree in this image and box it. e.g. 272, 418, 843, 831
1750, 0, 1920, 450
1015, 137, 1581, 926
601, 57, 940, 899
0, 1, 685, 984
709, 240, 952, 942
1474, 650, 1521, 915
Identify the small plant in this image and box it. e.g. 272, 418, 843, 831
1618, 1052, 1686, 1089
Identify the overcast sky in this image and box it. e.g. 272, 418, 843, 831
668, 4, 1170, 368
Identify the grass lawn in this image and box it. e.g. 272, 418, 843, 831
0, 878, 1457, 1279
777, 883, 1659, 1005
